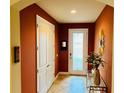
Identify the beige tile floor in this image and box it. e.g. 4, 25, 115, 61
47, 75, 87, 93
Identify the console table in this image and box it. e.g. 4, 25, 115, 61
86, 72, 107, 93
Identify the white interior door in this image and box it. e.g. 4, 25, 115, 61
46, 21, 55, 89
37, 20, 48, 93
68, 29, 88, 75
37, 15, 55, 93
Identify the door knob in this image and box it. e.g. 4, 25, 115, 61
47, 65, 50, 67
70, 53, 72, 59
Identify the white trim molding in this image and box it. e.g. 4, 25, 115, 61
59, 72, 70, 75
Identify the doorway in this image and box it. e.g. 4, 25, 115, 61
68, 29, 88, 75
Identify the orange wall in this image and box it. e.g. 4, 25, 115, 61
94, 5, 114, 93
20, 4, 59, 93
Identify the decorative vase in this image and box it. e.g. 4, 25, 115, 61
94, 68, 100, 85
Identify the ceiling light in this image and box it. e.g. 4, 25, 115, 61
70, 10, 77, 14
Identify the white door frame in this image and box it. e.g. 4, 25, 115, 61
68, 28, 88, 75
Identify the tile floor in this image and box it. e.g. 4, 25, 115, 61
47, 75, 87, 93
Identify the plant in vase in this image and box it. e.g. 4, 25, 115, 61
86, 52, 105, 85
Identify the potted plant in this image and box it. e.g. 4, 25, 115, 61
86, 52, 104, 85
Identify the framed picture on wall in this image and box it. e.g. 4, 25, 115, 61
60, 40, 67, 51
14, 46, 19, 63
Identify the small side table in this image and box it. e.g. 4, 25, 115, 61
86, 72, 107, 93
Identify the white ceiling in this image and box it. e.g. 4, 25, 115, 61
96, 0, 114, 7
36, 0, 106, 23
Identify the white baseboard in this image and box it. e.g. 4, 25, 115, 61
59, 72, 70, 75
47, 73, 59, 92
54, 73, 59, 81
59, 72, 87, 76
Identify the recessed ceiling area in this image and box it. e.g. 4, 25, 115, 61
36, 0, 106, 23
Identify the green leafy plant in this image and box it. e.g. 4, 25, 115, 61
86, 52, 105, 69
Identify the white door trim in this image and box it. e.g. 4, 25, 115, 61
68, 28, 88, 75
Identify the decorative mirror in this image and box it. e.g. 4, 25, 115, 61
99, 30, 105, 55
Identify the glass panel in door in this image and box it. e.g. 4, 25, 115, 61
72, 33, 83, 71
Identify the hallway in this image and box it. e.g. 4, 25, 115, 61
48, 75, 87, 93
10, 0, 114, 93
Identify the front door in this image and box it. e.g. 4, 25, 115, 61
68, 29, 88, 75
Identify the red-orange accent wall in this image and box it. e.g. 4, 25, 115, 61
94, 5, 114, 93
58, 23, 95, 72
20, 4, 59, 93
